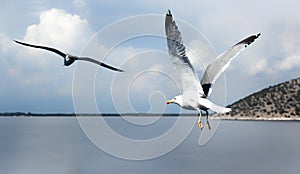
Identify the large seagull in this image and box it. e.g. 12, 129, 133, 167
14, 40, 124, 72
165, 10, 260, 129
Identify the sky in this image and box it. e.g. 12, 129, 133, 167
1, 0, 300, 113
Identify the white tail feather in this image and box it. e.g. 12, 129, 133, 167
198, 98, 231, 113
211, 103, 231, 113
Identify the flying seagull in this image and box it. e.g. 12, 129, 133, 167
165, 10, 260, 129
14, 40, 124, 72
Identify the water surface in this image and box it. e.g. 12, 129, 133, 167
0, 117, 299, 174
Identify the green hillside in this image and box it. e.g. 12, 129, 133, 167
212, 77, 300, 120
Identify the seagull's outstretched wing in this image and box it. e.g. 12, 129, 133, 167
165, 10, 204, 97
14, 40, 66, 58
77, 57, 124, 72
14, 40, 124, 72
200, 33, 261, 96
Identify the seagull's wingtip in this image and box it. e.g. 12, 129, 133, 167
256, 33, 261, 38
167, 9, 172, 16
13, 39, 23, 45
234, 33, 261, 46
115, 68, 125, 72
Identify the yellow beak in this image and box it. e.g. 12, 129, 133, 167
166, 99, 174, 104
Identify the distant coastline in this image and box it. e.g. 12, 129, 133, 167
0, 112, 197, 117
210, 115, 300, 121
1, 112, 300, 121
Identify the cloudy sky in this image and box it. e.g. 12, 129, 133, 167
1, 0, 299, 113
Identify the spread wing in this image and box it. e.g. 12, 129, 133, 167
201, 33, 261, 96
14, 40, 66, 58
14, 40, 124, 72
165, 10, 204, 97
77, 57, 124, 72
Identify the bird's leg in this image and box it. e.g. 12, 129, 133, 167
198, 111, 203, 130
206, 110, 211, 130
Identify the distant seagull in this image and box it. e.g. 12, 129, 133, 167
14, 40, 124, 72
165, 10, 260, 129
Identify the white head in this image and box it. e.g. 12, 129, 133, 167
166, 95, 183, 107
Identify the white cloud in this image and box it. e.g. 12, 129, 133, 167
248, 58, 268, 75
274, 18, 300, 71
5, 8, 95, 97
276, 55, 300, 70
15, 8, 94, 80
23, 8, 93, 54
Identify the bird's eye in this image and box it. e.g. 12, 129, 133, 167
174, 98, 177, 100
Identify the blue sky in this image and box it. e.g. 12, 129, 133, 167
0, 0, 299, 113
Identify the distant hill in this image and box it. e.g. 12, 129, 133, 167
212, 77, 300, 120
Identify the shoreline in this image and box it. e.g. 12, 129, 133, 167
0, 113, 300, 121
210, 116, 300, 121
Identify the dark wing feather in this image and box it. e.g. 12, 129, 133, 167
165, 10, 204, 97
14, 40, 66, 58
201, 33, 261, 96
77, 57, 124, 72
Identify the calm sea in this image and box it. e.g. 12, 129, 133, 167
0, 117, 300, 174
